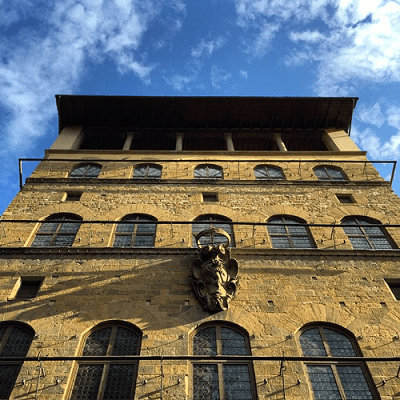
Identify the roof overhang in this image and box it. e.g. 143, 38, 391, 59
56, 95, 358, 135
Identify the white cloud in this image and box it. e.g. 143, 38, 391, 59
246, 22, 280, 57
191, 37, 227, 58
289, 30, 326, 43
211, 65, 232, 88
240, 70, 248, 79
0, 0, 184, 156
357, 103, 385, 128
164, 72, 198, 91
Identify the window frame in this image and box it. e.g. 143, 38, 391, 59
69, 163, 102, 179
133, 163, 162, 180
267, 215, 316, 249
299, 325, 379, 400
194, 164, 223, 180
0, 323, 34, 400
112, 214, 157, 247
68, 323, 142, 400
31, 213, 82, 247
190, 322, 258, 400
254, 164, 285, 180
314, 165, 347, 181
341, 216, 396, 250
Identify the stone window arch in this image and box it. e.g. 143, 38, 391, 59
341, 216, 396, 250
267, 215, 315, 248
192, 214, 235, 247
254, 164, 285, 180
299, 324, 378, 399
70, 163, 102, 179
0, 322, 34, 400
113, 214, 157, 247
314, 165, 347, 181
194, 164, 223, 180
31, 213, 82, 247
133, 164, 162, 179
68, 322, 141, 400
191, 322, 256, 400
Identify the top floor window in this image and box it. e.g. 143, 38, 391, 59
113, 214, 157, 247
133, 164, 162, 179
300, 324, 377, 399
70, 163, 101, 179
314, 166, 347, 181
254, 165, 285, 180
194, 164, 223, 180
31, 213, 82, 247
341, 216, 396, 250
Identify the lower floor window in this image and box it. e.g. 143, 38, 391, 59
193, 363, 253, 400
307, 364, 374, 400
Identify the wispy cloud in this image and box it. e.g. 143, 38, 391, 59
211, 65, 232, 88
0, 0, 184, 155
191, 36, 227, 58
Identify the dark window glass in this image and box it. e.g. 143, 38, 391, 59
70, 164, 101, 179
133, 164, 162, 179
0, 324, 34, 399
194, 164, 223, 180
192, 215, 235, 247
31, 214, 81, 247
192, 324, 255, 400
70, 324, 141, 400
386, 280, 400, 300
267, 216, 315, 249
113, 215, 157, 247
342, 217, 395, 250
300, 326, 376, 400
254, 165, 285, 180
314, 166, 347, 181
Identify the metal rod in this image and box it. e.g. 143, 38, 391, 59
19, 159, 23, 189
391, 161, 397, 187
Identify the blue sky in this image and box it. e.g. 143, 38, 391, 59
1, 0, 400, 214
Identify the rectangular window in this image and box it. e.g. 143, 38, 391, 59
385, 279, 400, 300
336, 194, 354, 203
64, 191, 82, 202
202, 193, 218, 202
15, 278, 44, 299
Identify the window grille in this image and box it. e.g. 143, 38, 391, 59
192, 324, 256, 400
70, 164, 101, 179
194, 164, 223, 179
314, 166, 347, 181
342, 217, 395, 250
254, 165, 285, 180
300, 326, 377, 399
192, 215, 235, 247
267, 216, 315, 248
69, 324, 141, 400
31, 214, 82, 247
113, 215, 157, 247
133, 164, 162, 179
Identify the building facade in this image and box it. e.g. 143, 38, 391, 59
1, 95, 400, 399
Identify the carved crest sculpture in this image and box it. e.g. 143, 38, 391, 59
192, 228, 239, 313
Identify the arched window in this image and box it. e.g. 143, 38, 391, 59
267, 216, 315, 248
31, 213, 82, 247
113, 214, 157, 247
0, 323, 34, 400
300, 325, 377, 399
70, 163, 101, 179
194, 164, 223, 180
133, 164, 162, 179
192, 323, 256, 400
314, 166, 347, 181
192, 215, 235, 247
69, 323, 141, 400
254, 165, 285, 180
341, 216, 396, 250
